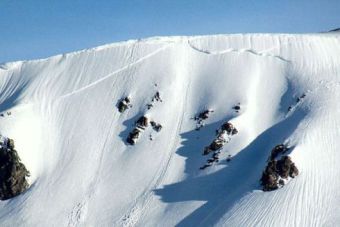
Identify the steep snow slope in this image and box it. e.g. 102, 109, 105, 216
0, 33, 339, 227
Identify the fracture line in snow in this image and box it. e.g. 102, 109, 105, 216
187, 40, 291, 63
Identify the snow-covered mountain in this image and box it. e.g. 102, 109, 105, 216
0, 33, 339, 227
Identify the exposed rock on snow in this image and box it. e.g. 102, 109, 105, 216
203, 121, 238, 156
219, 122, 238, 135
287, 93, 306, 112
117, 96, 132, 113
232, 103, 241, 113
0, 137, 30, 200
147, 91, 162, 110
269, 144, 289, 160
136, 116, 149, 130
201, 121, 238, 170
277, 156, 299, 179
126, 116, 162, 145
152, 91, 162, 102
194, 109, 213, 130
126, 128, 142, 145
261, 144, 299, 191
126, 116, 149, 145
150, 121, 162, 132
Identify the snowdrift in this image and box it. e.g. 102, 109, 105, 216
0, 33, 339, 226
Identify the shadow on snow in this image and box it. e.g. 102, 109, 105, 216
154, 107, 306, 227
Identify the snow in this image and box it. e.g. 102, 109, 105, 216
0, 33, 339, 226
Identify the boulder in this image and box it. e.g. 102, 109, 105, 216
209, 139, 224, 151
232, 103, 241, 111
118, 97, 131, 113
150, 121, 162, 132
194, 110, 212, 121
269, 144, 288, 160
152, 91, 162, 102
126, 128, 142, 145
261, 155, 299, 191
0, 138, 30, 200
221, 122, 237, 135
203, 146, 211, 155
136, 116, 149, 129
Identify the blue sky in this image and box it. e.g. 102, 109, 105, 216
0, 0, 339, 63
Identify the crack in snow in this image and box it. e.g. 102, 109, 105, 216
187, 40, 291, 63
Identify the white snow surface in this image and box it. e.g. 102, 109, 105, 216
0, 33, 340, 226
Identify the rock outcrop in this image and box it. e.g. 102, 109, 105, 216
194, 109, 213, 130
0, 137, 30, 200
203, 122, 238, 156
117, 97, 132, 113
261, 144, 299, 191
200, 121, 238, 170
150, 121, 162, 132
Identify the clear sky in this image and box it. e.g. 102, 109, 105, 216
0, 0, 339, 63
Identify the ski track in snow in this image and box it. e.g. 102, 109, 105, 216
59, 43, 173, 100
118, 69, 192, 227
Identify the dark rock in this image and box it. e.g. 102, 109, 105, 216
203, 146, 211, 156
193, 110, 213, 130
199, 164, 211, 170
260, 160, 279, 191
276, 156, 291, 179
146, 104, 153, 110
197, 110, 210, 120
231, 128, 238, 135
212, 152, 219, 160
150, 121, 162, 132
232, 103, 241, 111
269, 144, 288, 160
118, 97, 131, 113
209, 139, 224, 151
261, 155, 299, 191
194, 110, 213, 121
136, 116, 149, 129
296, 93, 306, 103
221, 122, 236, 135
279, 179, 285, 186
289, 163, 299, 178
126, 128, 142, 145
207, 158, 215, 164
152, 91, 162, 102
0, 138, 30, 200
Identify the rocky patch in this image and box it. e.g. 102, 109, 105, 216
117, 97, 132, 113
232, 103, 241, 113
147, 91, 162, 110
0, 136, 30, 200
127, 116, 149, 145
287, 93, 306, 112
127, 116, 163, 145
260, 144, 299, 191
200, 121, 238, 170
194, 109, 213, 130
150, 121, 162, 132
